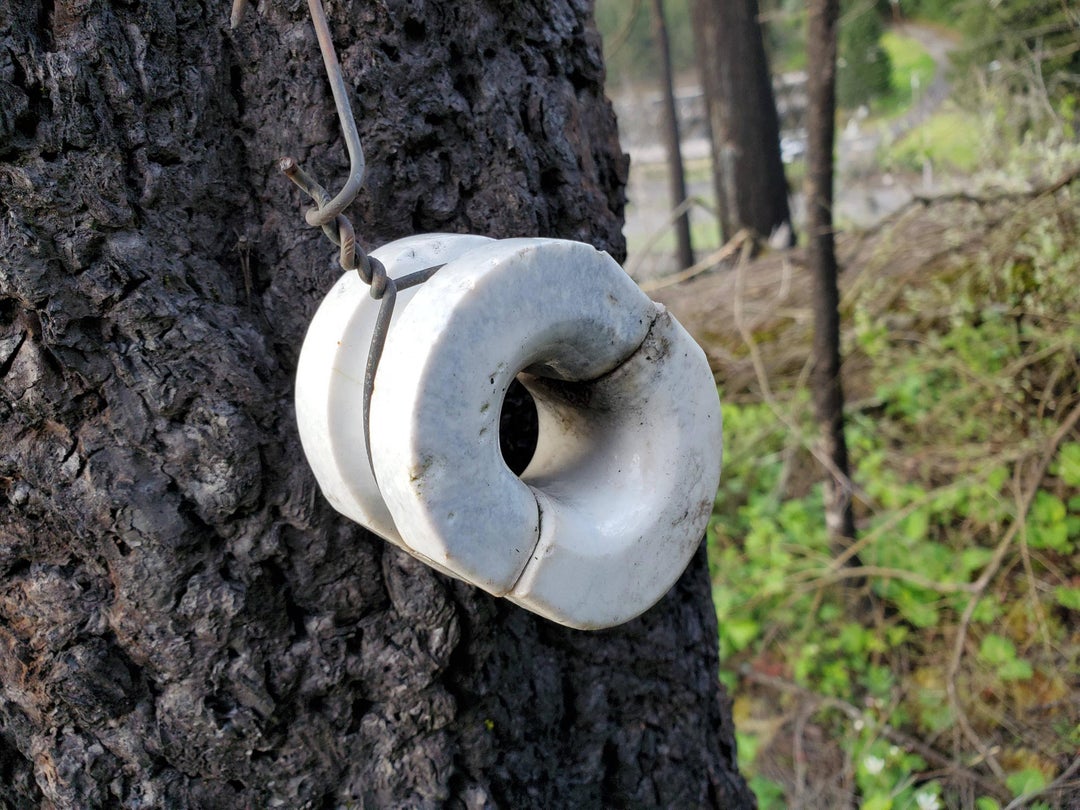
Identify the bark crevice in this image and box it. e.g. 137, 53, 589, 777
0, 2, 751, 807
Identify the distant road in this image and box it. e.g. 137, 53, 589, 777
618, 22, 961, 255
617, 23, 956, 171
839, 23, 957, 173
888, 23, 956, 138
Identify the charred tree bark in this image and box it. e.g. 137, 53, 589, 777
805, 0, 859, 552
0, 1, 753, 808
648, 0, 695, 270
690, 0, 792, 245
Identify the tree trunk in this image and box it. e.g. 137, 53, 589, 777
0, 1, 754, 808
805, 0, 858, 551
648, 0, 695, 270
690, 0, 792, 244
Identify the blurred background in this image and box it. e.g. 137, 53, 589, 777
594, 1, 1080, 808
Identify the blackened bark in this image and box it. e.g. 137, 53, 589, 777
690, 0, 792, 244
648, 0, 695, 269
0, 1, 754, 808
805, 0, 858, 550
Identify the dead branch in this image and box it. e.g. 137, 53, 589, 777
945, 397, 1080, 779
740, 668, 1013, 802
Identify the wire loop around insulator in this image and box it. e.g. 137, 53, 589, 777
258, 3, 446, 475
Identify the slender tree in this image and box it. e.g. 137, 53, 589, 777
690, 0, 793, 244
649, 0, 695, 269
805, 0, 859, 550
0, 1, 754, 806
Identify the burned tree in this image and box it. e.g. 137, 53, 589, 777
0, 1, 752, 807
805, 0, 858, 551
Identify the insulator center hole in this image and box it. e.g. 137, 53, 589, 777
499, 377, 539, 476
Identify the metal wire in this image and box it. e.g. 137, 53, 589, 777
233, 0, 445, 468
230, 0, 247, 29
232, 0, 362, 228
300, 0, 366, 228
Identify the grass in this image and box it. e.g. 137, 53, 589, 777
872, 29, 983, 174
883, 106, 984, 173
874, 30, 938, 119
704, 176, 1080, 810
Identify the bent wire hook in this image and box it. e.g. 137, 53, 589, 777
230, 0, 443, 472
232, 0, 365, 228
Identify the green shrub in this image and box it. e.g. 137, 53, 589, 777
713, 178, 1080, 808
838, 2, 893, 108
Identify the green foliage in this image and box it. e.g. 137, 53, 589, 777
888, 0, 955, 24
873, 30, 937, 118
1005, 768, 1048, 797
748, 774, 787, 810
714, 183, 1080, 808
944, 0, 1080, 138
759, 0, 807, 72
838, 2, 893, 108
851, 735, 938, 810
978, 635, 1034, 682
883, 107, 984, 173
954, 0, 1080, 99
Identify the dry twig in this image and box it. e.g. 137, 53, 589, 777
640, 228, 752, 292
731, 242, 875, 509
740, 668, 1013, 803
1003, 754, 1080, 810
945, 397, 1080, 780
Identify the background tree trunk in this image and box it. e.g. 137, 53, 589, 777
690, 0, 792, 244
0, 1, 753, 807
648, 0, 695, 269
805, 0, 859, 551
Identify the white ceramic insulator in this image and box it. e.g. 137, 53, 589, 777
294, 233, 494, 564
296, 234, 722, 628
365, 237, 722, 629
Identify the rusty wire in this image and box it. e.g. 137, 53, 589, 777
231, 0, 445, 466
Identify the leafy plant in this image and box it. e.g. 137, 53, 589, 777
711, 173, 1080, 808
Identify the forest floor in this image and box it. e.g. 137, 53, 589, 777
653, 172, 1080, 809
608, 20, 1080, 806
650, 183, 999, 398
